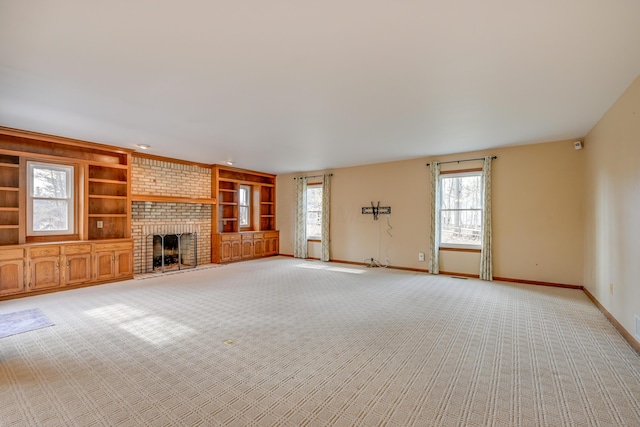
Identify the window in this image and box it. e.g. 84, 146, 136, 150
238, 185, 251, 228
306, 185, 322, 239
440, 171, 482, 247
27, 161, 74, 236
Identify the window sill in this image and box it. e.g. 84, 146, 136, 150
439, 246, 481, 253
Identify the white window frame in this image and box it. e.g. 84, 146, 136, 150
439, 170, 483, 249
27, 161, 75, 236
238, 185, 251, 228
306, 184, 322, 240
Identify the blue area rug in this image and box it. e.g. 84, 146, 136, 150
0, 308, 54, 338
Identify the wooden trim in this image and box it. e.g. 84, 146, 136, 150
26, 234, 80, 243
279, 255, 430, 273
213, 164, 276, 179
0, 126, 134, 154
583, 287, 640, 355
440, 168, 483, 175
81, 163, 89, 240
440, 270, 479, 278
439, 247, 481, 253
307, 239, 321, 243
386, 265, 429, 273
277, 256, 586, 291
493, 276, 583, 290
133, 152, 211, 169
125, 153, 132, 238
131, 194, 217, 205
0, 275, 133, 301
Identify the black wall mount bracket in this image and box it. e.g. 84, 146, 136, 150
362, 202, 391, 220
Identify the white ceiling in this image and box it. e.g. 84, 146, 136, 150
1, 1, 639, 174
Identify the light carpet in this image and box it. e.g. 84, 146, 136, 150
0, 257, 639, 426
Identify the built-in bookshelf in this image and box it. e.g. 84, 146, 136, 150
211, 165, 278, 263
217, 180, 239, 233
87, 163, 130, 239
0, 155, 20, 245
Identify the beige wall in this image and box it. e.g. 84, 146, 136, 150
277, 139, 585, 285
583, 74, 640, 341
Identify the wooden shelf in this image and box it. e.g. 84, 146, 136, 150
0, 187, 19, 192
131, 194, 216, 204
0, 163, 19, 168
219, 189, 237, 193
221, 218, 238, 221
0, 207, 19, 211
89, 194, 127, 200
219, 202, 237, 205
0, 225, 19, 229
88, 214, 127, 218
88, 178, 127, 185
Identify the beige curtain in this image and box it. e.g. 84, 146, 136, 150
429, 162, 440, 274
320, 174, 331, 262
294, 176, 308, 259
479, 157, 493, 281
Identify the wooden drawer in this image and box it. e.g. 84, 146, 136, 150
252, 233, 264, 239
0, 248, 24, 261
220, 234, 241, 241
264, 232, 279, 239
241, 234, 254, 241
94, 241, 133, 252
64, 244, 92, 255
29, 246, 61, 257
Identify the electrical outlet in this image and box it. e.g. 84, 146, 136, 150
97, 220, 103, 229
610, 283, 614, 294
418, 252, 425, 262
385, 258, 390, 264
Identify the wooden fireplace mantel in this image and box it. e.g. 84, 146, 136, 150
131, 194, 217, 205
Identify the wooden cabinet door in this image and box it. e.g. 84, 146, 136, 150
95, 251, 115, 281
264, 238, 275, 256
30, 256, 61, 290
220, 241, 232, 262
0, 259, 25, 296
253, 239, 264, 257
65, 254, 93, 285
231, 241, 242, 261
241, 240, 253, 259
114, 250, 133, 278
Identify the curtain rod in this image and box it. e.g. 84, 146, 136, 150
426, 156, 497, 166
293, 173, 333, 180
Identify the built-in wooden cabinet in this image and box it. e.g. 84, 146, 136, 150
64, 243, 93, 286
94, 241, 133, 280
213, 231, 279, 263
264, 232, 279, 256
0, 240, 133, 299
28, 246, 62, 290
0, 248, 25, 296
212, 165, 278, 263
0, 127, 133, 299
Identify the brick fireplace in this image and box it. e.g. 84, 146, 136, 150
131, 156, 212, 274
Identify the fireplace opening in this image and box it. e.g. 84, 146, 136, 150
152, 233, 197, 272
